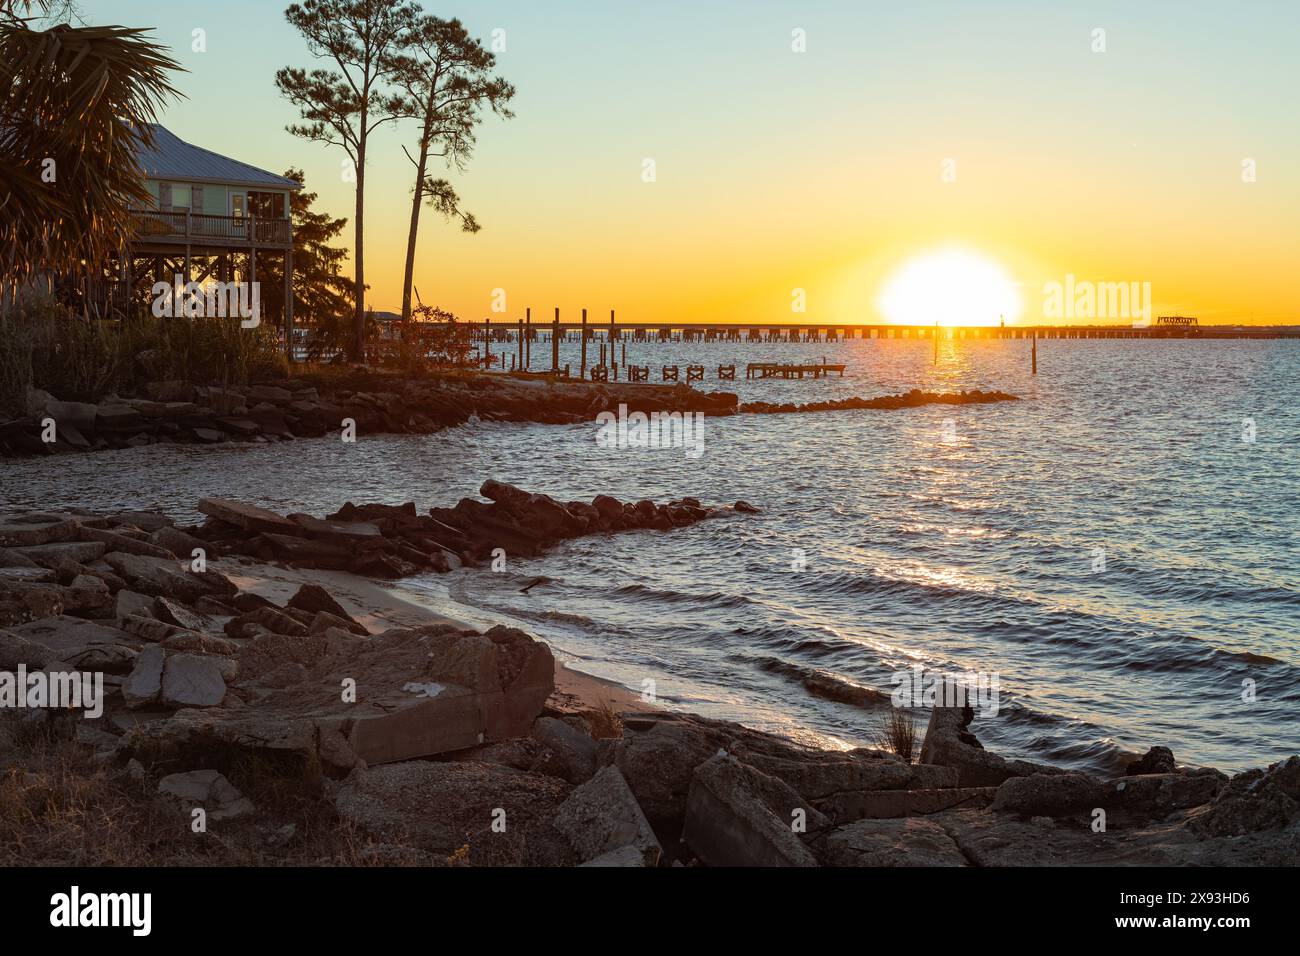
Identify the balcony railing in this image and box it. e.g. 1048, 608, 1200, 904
130, 209, 292, 246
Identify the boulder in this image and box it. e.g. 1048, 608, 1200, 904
160, 653, 227, 707
1127, 746, 1176, 776
1190, 756, 1300, 837
1108, 769, 1227, 819
121, 614, 183, 642
288, 514, 384, 548
44, 400, 98, 432
591, 495, 623, 520
65, 574, 111, 611
197, 498, 300, 536
303, 610, 363, 636
816, 817, 968, 866
817, 786, 997, 824
615, 715, 727, 825
579, 845, 652, 867
161, 631, 239, 656
286, 583, 361, 628
157, 769, 254, 822
0, 513, 80, 547
990, 773, 1108, 817
7, 616, 138, 671
139, 623, 554, 772
114, 590, 155, 621
225, 605, 307, 638
101, 552, 217, 603
94, 404, 143, 431
12, 541, 106, 566
0, 548, 40, 569
919, 705, 1063, 787
148, 526, 212, 560
553, 766, 661, 865
123, 644, 165, 708
153, 596, 212, 633
247, 384, 293, 404
107, 511, 175, 533
0, 627, 71, 670
615, 711, 954, 830
531, 716, 598, 783
78, 526, 175, 558
683, 753, 823, 866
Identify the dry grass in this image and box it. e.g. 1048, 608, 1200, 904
586, 698, 624, 740
871, 708, 918, 763
0, 715, 407, 867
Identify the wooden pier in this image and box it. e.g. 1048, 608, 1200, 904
471, 319, 1297, 343
456, 312, 1297, 382
746, 362, 846, 380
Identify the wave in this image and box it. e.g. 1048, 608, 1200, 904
612, 582, 754, 609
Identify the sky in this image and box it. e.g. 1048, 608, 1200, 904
83, 0, 1300, 325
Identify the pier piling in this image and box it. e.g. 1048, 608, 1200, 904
580, 309, 588, 379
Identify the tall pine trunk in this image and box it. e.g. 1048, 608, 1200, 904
400, 134, 431, 323
353, 141, 366, 361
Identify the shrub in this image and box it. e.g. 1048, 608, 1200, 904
0, 298, 285, 410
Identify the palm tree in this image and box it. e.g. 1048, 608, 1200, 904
0, 4, 180, 298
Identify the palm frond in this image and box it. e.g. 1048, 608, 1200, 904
0, 22, 182, 285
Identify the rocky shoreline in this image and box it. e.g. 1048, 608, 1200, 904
1, 486, 1296, 866
2, 370, 1020, 457
738, 388, 1019, 414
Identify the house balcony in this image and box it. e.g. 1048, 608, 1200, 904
129, 209, 292, 249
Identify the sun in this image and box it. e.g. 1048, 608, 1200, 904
878, 248, 1023, 327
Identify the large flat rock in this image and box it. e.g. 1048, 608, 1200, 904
139, 623, 554, 771
7, 615, 139, 671
0, 513, 80, 547
198, 498, 300, 536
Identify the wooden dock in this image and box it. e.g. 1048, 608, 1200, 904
746, 362, 846, 380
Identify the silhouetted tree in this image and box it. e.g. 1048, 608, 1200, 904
276, 0, 416, 360
387, 15, 513, 323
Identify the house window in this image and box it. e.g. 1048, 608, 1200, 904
231, 194, 245, 218
169, 184, 191, 211
248, 191, 285, 218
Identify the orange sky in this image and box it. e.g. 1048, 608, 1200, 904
105, 1, 1300, 325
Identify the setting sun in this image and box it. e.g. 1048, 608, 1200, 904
878, 249, 1024, 327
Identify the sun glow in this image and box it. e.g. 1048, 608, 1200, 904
879, 249, 1023, 327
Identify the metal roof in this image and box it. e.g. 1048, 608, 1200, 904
134, 124, 303, 190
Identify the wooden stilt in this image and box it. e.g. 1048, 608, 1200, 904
552, 308, 560, 372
